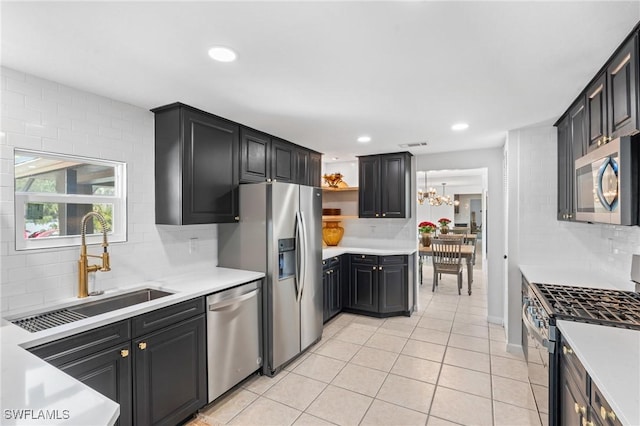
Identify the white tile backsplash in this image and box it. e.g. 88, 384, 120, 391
0, 66, 218, 315
509, 126, 640, 284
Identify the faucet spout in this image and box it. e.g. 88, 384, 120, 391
78, 211, 111, 298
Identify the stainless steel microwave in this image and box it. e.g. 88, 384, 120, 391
574, 136, 639, 225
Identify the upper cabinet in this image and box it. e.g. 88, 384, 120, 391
585, 33, 639, 153
607, 34, 638, 141
239, 130, 321, 186
153, 103, 322, 224
153, 103, 240, 225
239, 127, 271, 183
358, 152, 412, 218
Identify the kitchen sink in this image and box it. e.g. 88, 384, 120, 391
69, 289, 174, 317
11, 288, 174, 332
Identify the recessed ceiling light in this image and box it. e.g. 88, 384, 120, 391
357, 136, 371, 143
332, 157, 339, 161
451, 122, 469, 131
208, 46, 237, 62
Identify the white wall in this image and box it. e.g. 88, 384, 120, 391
416, 149, 504, 324
505, 126, 640, 348
0, 67, 218, 314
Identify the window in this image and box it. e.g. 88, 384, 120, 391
14, 150, 127, 250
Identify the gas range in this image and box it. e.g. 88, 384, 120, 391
530, 283, 640, 330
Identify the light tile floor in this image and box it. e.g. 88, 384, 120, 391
190, 258, 542, 426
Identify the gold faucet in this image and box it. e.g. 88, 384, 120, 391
78, 211, 111, 298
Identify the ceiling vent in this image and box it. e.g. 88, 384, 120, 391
398, 142, 428, 148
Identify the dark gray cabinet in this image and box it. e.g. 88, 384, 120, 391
558, 335, 622, 426
153, 103, 240, 224
358, 152, 412, 218
29, 298, 207, 426
607, 34, 638, 141
134, 314, 206, 426
586, 73, 608, 153
271, 137, 295, 183
345, 254, 409, 317
239, 127, 271, 183
309, 152, 322, 187
557, 115, 572, 221
322, 256, 342, 323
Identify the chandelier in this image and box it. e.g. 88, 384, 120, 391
418, 173, 460, 207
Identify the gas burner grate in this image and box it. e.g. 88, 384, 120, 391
533, 283, 640, 330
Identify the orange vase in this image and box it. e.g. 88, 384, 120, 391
322, 221, 344, 246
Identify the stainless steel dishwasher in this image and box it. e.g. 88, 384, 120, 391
207, 280, 262, 402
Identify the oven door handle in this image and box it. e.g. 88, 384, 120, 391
522, 304, 554, 353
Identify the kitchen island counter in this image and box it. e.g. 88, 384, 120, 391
0, 266, 264, 426
557, 320, 640, 426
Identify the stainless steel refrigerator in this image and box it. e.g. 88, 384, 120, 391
218, 182, 323, 376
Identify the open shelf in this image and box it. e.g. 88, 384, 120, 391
321, 186, 359, 192
322, 215, 358, 221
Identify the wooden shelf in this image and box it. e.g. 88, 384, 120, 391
322, 186, 359, 192
322, 215, 358, 221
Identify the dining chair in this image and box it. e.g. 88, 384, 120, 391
437, 233, 465, 240
452, 227, 470, 235
430, 238, 464, 295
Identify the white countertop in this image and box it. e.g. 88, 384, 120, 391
323, 246, 417, 259
557, 321, 640, 426
519, 265, 636, 292
0, 266, 264, 426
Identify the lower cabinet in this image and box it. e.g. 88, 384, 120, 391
322, 256, 343, 323
345, 254, 410, 317
134, 314, 207, 425
30, 297, 207, 426
59, 342, 132, 426
558, 335, 622, 426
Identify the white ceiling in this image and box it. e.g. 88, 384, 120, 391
2, 2, 639, 161
419, 168, 486, 188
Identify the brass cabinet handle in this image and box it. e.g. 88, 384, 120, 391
333, 257, 338, 261
563, 346, 573, 355
382, 213, 386, 217
267, 178, 272, 182
372, 266, 377, 270
582, 419, 594, 426
234, 216, 240, 221
139, 342, 147, 350
600, 405, 616, 421
375, 213, 379, 217
361, 255, 365, 258
574, 402, 586, 415
379, 266, 383, 270
121, 349, 129, 358
567, 214, 573, 219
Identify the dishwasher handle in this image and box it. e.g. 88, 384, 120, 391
208, 288, 259, 311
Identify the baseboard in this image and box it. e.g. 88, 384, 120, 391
506, 342, 524, 355
487, 315, 503, 325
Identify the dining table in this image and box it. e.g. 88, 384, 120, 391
419, 243, 475, 295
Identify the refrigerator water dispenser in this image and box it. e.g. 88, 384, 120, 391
278, 238, 296, 279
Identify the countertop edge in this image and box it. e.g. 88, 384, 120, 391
322, 246, 418, 258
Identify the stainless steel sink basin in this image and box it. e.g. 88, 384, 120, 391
11, 288, 174, 332
69, 288, 174, 317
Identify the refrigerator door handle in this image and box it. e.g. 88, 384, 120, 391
298, 210, 308, 301
295, 210, 303, 303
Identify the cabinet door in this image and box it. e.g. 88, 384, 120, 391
183, 108, 240, 224
309, 152, 322, 187
349, 263, 378, 312
294, 147, 310, 185
329, 265, 342, 318
240, 127, 271, 183
378, 263, 407, 313
322, 268, 330, 323
607, 35, 638, 139
60, 343, 132, 426
358, 156, 380, 218
569, 97, 587, 161
586, 73, 608, 153
557, 116, 571, 220
134, 314, 207, 426
559, 360, 588, 426
271, 138, 295, 183
380, 153, 409, 218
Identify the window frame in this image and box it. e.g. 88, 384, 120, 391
14, 149, 127, 251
